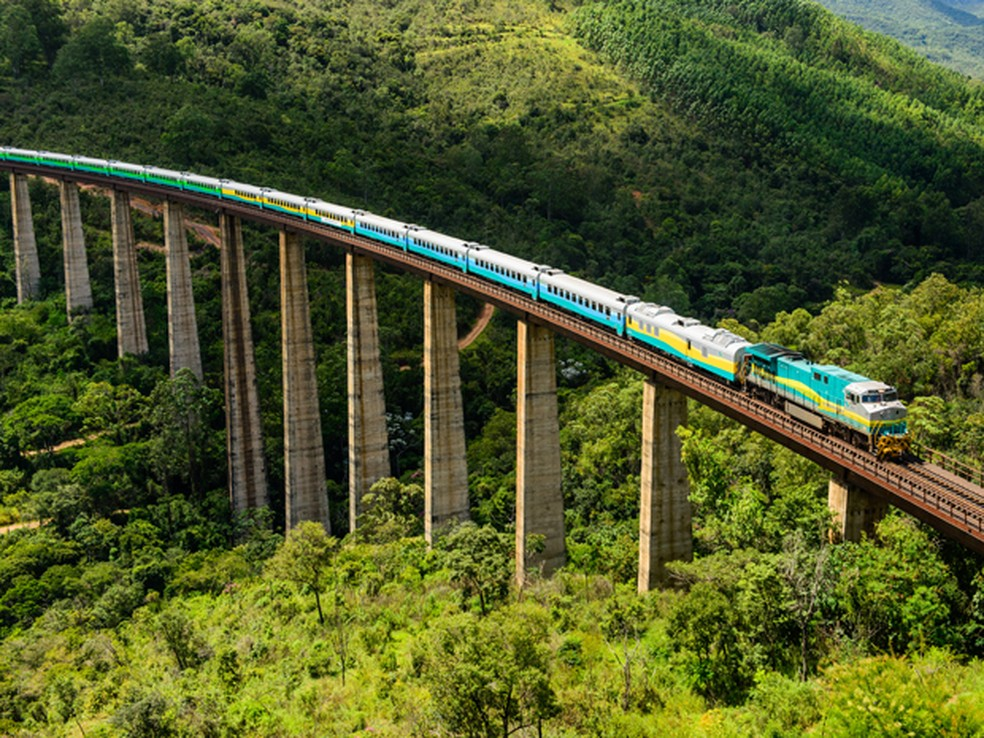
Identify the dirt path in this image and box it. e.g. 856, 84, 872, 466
459, 303, 495, 349
0, 519, 42, 535
22, 432, 107, 458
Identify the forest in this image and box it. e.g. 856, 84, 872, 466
1, 0, 984, 734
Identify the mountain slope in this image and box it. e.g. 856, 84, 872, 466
2, 0, 983, 325
815, 0, 984, 77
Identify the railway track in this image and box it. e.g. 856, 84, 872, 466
8, 163, 984, 553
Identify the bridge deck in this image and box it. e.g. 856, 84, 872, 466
5, 161, 984, 553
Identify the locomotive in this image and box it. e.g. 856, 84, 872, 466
0, 146, 909, 458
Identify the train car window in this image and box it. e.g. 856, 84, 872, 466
813, 372, 821, 380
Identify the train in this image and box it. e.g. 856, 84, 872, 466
0, 146, 910, 459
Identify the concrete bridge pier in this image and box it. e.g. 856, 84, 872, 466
829, 476, 887, 543
59, 181, 93, 317
281, 230, 329, 531
110, 190, 149, 357
347, 253, 390, 531
164, 201, 202, 379
220, 213, 268, 514
10, 173, 41, 303
516, 320, 565, 586
423, 280, 469, 543
638, 379, 692, 592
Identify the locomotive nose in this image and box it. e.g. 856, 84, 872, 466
872, 403, 906, 421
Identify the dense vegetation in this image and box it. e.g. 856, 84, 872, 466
1, 0, 984, 734
3, 0, 984, 319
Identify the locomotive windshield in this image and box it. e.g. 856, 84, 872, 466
861, 389, 899, 403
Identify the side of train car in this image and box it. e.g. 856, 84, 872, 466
0, 147, 909, 456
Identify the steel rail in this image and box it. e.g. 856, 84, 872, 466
6, 162, 984, 553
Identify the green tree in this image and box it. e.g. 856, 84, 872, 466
147, 370, 222, 499
52, 16, 130, 86
141, 32, 184, 77
3, 394, 77, 455
73, 381, 146, 445
828, 514, 965, 653
266, 520, 335, 626
157, 604, 211, 671
669, 580, 750, 705
161, 104, 218, 166
820, 653, 984, 736
16, 0, 66, 66
601, 590, 649, 712
438, 522, 513, 615
426, 604, 560, 738
0, 4, 44, 79
781, 531, 832, 680
354, 476, 424, 543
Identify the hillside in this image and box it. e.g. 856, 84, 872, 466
2, 1, 984, 734
815, 0, 984, 78
2, 0, 984, 322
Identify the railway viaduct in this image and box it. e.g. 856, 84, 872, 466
4, 162, 984, 594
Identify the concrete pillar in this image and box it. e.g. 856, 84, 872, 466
110, 190, 148, 357
164, 201, 203, 379
424, 280, 469, 543
281, 230, 329, 531
638, 379, 692, 592
10, 173, 40, 303
347, 253, 390, 531
516, 320, 565, 585
220, 213, 268, 514
59, 181, 93, 317
829, 477, 887, 543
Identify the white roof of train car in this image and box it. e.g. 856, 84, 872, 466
109, 160, 145, 174
309, 199, 355, 219
539, 271, 633, 311
472, 248, 539, 277
411, 228, 471, 252
356, 211, 412, 232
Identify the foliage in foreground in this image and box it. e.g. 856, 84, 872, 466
2, 509, 984, 736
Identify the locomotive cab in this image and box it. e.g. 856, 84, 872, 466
844, 380, 909, 457
844, 381, 907, 426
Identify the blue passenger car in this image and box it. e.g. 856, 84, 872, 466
408, 229, 470, 270
537, 270, 635, 334
354, 212, 412, 249
468, 248, 539, 298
